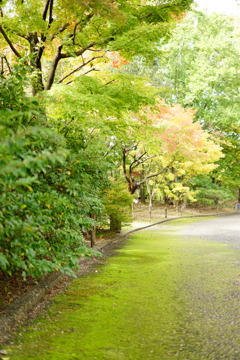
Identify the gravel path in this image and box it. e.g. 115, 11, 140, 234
180, 213, 240, 248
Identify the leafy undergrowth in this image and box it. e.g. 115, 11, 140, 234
5, 217, 240, 359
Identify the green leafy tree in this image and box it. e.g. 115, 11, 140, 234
128, 11, 240, 201
0, 0, 193, 94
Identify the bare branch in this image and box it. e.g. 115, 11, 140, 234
124, 142, 140, 153
139, 160, 175, 185
103, 143, 118, 158
104, 79, 115, 86
0, 26, 21, 58
60, 117, 75, 133
57, 55, 103, 84
65, 68, 99, 85
58, 42, 96, 61
129, 151, 147, 172
131, 154, 156, 171
0, 56, 3, 75
49, 23, 70, 41
1, 55, 12, 74
82, 67, 100, 76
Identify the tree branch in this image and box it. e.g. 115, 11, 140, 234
42, 0, 51, 21
58, 42, 96, 61
58, 55, 103, 84
65, 68, 99, 85
73, 21, 81, 45
129, 152, 147, 173
104, 79, 115, 86
0, 55, 11, 74
131, 154, 156, 171
82, 67, 100, 76
103, 143, 118, 158
45, 45, 63, 90
139, 160, 175, 185
49, 23, 70, 41
49, 0, 54, 25
0, 26, 21, 58
122, 147, 131, 187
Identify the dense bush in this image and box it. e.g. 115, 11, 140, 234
191, 176, 235, 208
0, 67, 102, 279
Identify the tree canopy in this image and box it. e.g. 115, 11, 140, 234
0, 0, 193, 93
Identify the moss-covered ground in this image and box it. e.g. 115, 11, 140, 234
4, 218, 240, 359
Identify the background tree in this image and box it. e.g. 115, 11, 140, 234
121, 102, 223, 213
126, 10, 240, 202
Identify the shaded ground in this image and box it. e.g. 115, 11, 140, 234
3, 214, 240, 359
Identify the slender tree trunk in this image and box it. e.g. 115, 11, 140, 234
45, 45, 63, 90
164, 207, 168, 218
132, 202, 135, 221
28, 33, 44, 95
175, 200, 179, 216
139, 184, 146, 204
90, 214, 96, 248
149, 195, 153, 222
180, 197, 187, 215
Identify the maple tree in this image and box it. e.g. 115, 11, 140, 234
146, 10, 240, 201
121, 102, 223, 211
0, 0, 193, 94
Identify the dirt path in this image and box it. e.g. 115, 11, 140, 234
3, 215, 240, 360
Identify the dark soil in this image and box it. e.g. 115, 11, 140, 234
0, 273, 39, 313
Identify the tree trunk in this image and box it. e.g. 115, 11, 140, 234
90, 214, 96, 248
164, 207, 168, 218
28, 33, 44, 95
180, 197, 187, 215
148, 195, 153, 222
139, 184, 146, 204
175, 200, 179, 216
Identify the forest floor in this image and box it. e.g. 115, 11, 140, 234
0, 204, 235, 326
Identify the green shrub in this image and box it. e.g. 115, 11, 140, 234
0, 67, 98, 279
103, 180, 133, 232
